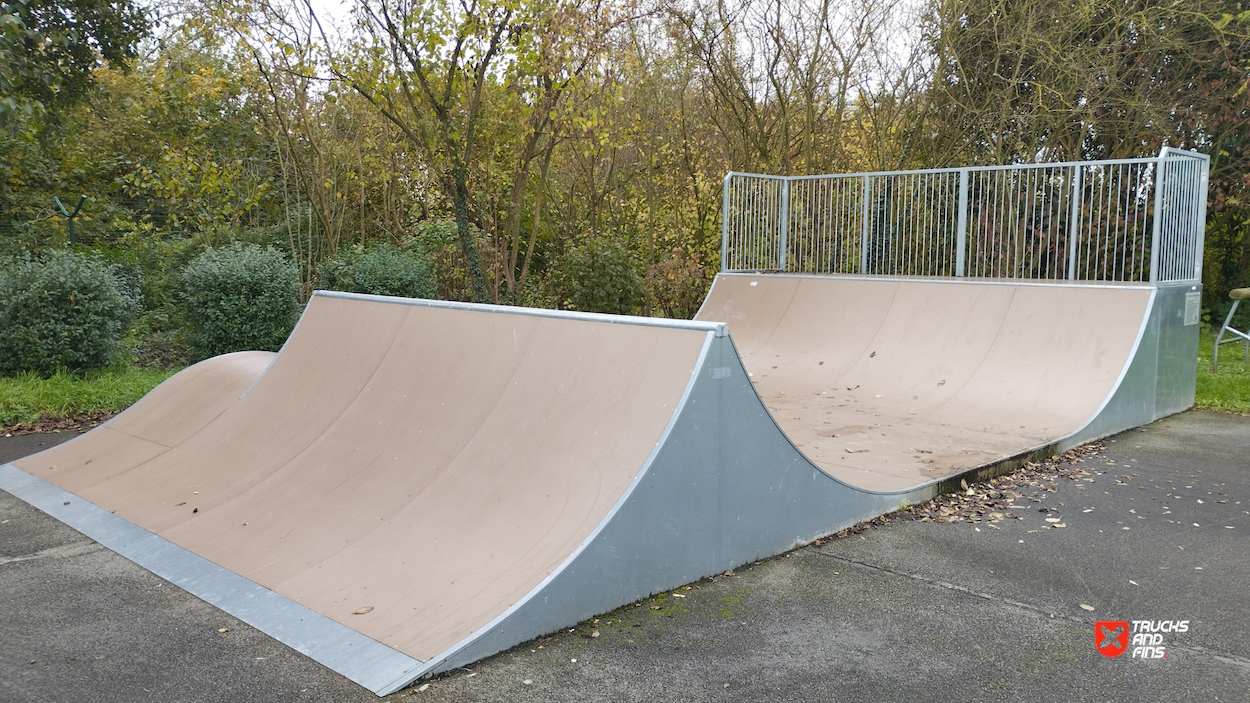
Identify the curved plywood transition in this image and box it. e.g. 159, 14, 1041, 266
15, 293, 711, 664
696, 273, 1154, 491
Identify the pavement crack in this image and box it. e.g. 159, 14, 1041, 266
812, 549, 1250, 666
0, 541, 103, 567
811, 549, 1087, 624
1168, 645, 1250, 669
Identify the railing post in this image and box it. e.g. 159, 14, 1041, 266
721, 173, 732, 272
778, 178, 790, 272
859, 176, 871, 274
1149, 157, 1165, 283
955, 169, 968, 277
1067, 165, 1083, 280
1194, 159, 1209, 281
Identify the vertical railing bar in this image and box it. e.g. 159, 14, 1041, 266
1149, 156, 1164, 283
1125, 164, 1135, 280
1194, 158, 1209, 281
726, 178, 733, 271
1136, 164, 1147, 280
1041, 168, 1051, 278
960, 170, 970, 276
995, 170, 1005, 276
1115, 163, 1125, 278
925, 175, 933, 275
860, 176, 871, 274
1099, 168, 1109, 280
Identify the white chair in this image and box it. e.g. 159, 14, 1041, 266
1213, 288, 1250, 372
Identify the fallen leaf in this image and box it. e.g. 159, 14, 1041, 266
218, 628, 229, 633
591, 630, 600, 638
353, 606, 374, 615
937, 379, 946, 386
1079, 604, 1095, 611
869, 351, 876, 357
418, 683, 430, 692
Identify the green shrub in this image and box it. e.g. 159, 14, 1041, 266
403, 220, 499, 302
0, 250, 141, 376
645, 249, 710, 319
180, 243, 301, 358
555, 237, 644, 315
317, 243, 436, 299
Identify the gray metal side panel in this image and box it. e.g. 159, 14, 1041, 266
1058, 282, 1199, 449
1153, 283, 1201, 416
394, 335, 921, 690
0, 464, 422, 694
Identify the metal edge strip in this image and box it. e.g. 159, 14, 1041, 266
314, 290, 728, 337
0, 463, 422, 695
372, 329, 720, 695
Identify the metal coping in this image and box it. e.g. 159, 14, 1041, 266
0, 463, 422, 695
313, 291, 728, 337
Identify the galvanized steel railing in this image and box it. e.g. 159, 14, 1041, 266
720, 147, 1209, 283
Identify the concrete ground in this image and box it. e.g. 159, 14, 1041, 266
1, 410, 1247, 702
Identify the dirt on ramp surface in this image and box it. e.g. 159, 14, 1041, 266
696, 273, 1152, 491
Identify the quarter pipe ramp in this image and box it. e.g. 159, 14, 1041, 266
0, 274, 1198, 694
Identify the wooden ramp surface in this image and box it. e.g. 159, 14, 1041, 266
697, 273, 1152, 491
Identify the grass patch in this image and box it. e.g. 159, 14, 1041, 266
0, 365, 179, 427
1197, 328, 1250, 413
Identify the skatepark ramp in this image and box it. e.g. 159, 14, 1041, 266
0, 150, 1209, 695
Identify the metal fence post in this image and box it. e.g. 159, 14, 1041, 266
859, 176, 871, 274
955, 169, 968, 277
1149, 157, 1165, 283
1067, 165, 1083, 280
721, 174, 732, 272
1194, 160, 1209, 281
778, 178, 790, 272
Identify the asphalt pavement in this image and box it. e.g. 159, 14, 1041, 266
1, 410, 1247, 702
